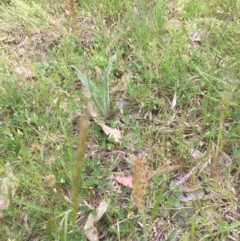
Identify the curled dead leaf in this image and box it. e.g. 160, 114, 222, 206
95, 119, 121, 143
84, 200, 108, 241
87, 102, 98, 118
115, 175, 133, 188
171, 91, 177, 110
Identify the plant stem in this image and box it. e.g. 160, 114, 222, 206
140, 208, 148, 241
71, 116, 89, 225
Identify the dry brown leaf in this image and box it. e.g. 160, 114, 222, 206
115, 175, 133, 188
84, 200, 108, 241
191, 30, 201, 43
177, 190, 204, 202
87, 102, 98, 118
0, 162, 18, 217
188, 147, 204, 160
95, 119, 121, 143
171, 91, 177, 110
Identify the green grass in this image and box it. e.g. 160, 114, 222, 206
0, 0, 240, 240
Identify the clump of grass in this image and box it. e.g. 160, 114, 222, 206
131, 156, 148, 241
211, 92, 231, 177
72, 54, 116, 119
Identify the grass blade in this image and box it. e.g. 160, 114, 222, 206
103, 54, 116, 117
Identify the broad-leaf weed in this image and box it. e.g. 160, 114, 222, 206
72, 55, 116, 119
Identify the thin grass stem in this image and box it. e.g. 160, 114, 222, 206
71, 116, 89, 225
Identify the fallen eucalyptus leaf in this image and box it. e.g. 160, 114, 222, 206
115, 175, 133, 188
84, 200, 108, 241
87, 102, 98, 118
95, 119, 121, 143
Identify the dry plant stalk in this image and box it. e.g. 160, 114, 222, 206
71, 116, 89, 224
68, 0, 77, 30
131, 157, 148, 241
131, 157, 148, 210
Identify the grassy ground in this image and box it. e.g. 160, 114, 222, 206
0, 0, 240, 240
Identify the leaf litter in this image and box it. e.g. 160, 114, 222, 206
115, 175, 133, 188
95, 120, 121, 143
84, 200, 108, 241
171, 91, 177, 110
0, 162, 18, 217
86, 101, 122, 143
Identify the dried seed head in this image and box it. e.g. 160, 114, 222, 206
46, 156, 56, 164
31, 144, 40, 152
131, 157, 148, 210
45, 174, 55, 187
68, 0, 77, 29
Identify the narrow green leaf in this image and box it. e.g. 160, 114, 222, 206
167, 229, 178, 241
71, 66, 97, 95
0, 192, 56, 214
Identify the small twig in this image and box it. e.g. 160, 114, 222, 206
149, 165, 181, 180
